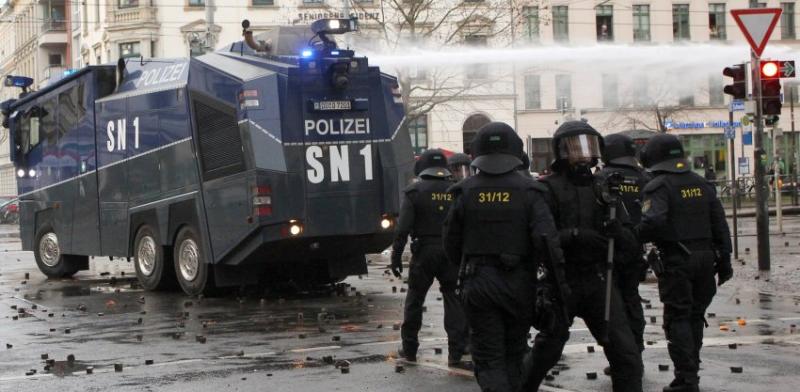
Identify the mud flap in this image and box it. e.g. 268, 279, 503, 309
328, 254, 368, 279
213, 264, 262, 287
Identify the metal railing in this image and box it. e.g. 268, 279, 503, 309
40, 19, 67, 33
42, 65, 66, 81
713, 174, 800, 209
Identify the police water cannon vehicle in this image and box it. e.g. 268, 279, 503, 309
1, 18, 415, 295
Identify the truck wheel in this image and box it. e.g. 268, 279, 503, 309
34, 226, 80, 278
173, 225, 212, 296
134, 225, 174, 291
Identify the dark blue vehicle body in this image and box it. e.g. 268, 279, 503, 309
3, 29, 415, 293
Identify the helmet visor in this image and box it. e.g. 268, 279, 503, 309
559, 134, 601, 163
451, 164, 472, 181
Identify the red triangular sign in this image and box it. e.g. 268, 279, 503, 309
731, 8, 782, 57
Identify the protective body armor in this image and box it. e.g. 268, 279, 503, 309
455, 172, 537, 257
644, 172, 713, 243
540, 173, 605, 265
598, 164, 650, 225
405, 178, 453, 238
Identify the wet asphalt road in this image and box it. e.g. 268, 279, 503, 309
0, 217, 799, 392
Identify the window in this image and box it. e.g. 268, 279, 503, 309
524, 6, 539, 42
552, 6, 569, 43
96, 56, 101, 65
709, 74, 724, 106
633, 5, 651, 42
596, 5, 613, 42
188, 0, 205, 6
408, 115, 428, 154
673, 4, 690, 41
303, 0, 323, 4
524, 75, 541, 109
48, 54, 62, 66
782, 3, 796, 39
252, 0, 274, 5
602, 74, 618, 108
58, 87, 84, 138
40, 100, 57, 146
555, 74, 572, 109
679, 83, 694, 107
530, 138, 553, 173
118, 0, 139, 9
709, 4, 726, 40
633, 74, 648, 106
464, 35, 488, 79
119, 42, 141, 58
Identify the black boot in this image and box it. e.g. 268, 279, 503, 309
663, 378, 699, 392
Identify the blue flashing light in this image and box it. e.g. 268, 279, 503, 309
3, 75, 34, 89
301, 49, 313, 58
63, 69, 78, 77
331, 50, 340, 56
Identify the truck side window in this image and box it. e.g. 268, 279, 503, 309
19, 109, 41, 154
58, 86, 82, 137
40, 99, 57, 146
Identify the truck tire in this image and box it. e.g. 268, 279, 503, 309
173, 225, 213, 296
34, 226, 81, 278
134, 225, 175, 291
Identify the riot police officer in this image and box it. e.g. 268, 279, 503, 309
523, 121, 643, 392
637, 134, 732, 392
449, 153, 473, 181
443, 122, 566, 392
391, 149, 468, 366
597, 133, 651, 354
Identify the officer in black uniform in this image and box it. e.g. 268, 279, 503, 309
391, 149, 468, 365
449, 152, 473, 181
597, 133, 651, 354
443, 122, 566, 392
637, 134, 732, 392
523, 121, 643, 392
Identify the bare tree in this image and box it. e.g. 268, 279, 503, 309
603, 71, 712, 133
348, 0, 540, 131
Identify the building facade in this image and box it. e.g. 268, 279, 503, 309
1, 0, 799, 196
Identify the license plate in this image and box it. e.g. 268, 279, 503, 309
314, 100, 351, 111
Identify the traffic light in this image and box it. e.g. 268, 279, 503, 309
723, 64, 747, 99
761, 78, 782, 116
761, 61, 780, 79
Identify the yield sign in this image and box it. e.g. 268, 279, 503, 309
731, 8, 782, 57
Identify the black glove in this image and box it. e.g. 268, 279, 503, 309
715, 251, 733, 286
603, 218, 622, 239
390, 252, 403, 278
575, 228, 608, 251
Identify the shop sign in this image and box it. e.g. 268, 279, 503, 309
297, 11, 381, 22
739, 157, 750, 175
663, 119, 742, 130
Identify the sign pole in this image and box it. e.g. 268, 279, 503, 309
729, 108, 739, 260
752, 52, 771, 274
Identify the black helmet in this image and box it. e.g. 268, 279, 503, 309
551, 120, 604, 171
448, 153, 472, 180
602, 133, 639, 168
470, 122, 524, 175
416, 149, 452, 178
640, 133, 689, 173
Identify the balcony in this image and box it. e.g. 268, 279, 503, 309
41, 65, 66, 86
39, 19, 67, 47
107, 5, 158, 31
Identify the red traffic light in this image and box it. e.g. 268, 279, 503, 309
762, 61, 780, 78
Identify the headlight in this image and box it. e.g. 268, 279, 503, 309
16, 169, 25, 178
28, 169, 36, 177
380, 214, 394, 230
288, 220, 304, 236
329, 20, 340, 30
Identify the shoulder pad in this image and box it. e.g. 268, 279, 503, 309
446, 182, 463, 196
402, 181, 420, 194
642, 175, 667, 194
527, 179, 548, 193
